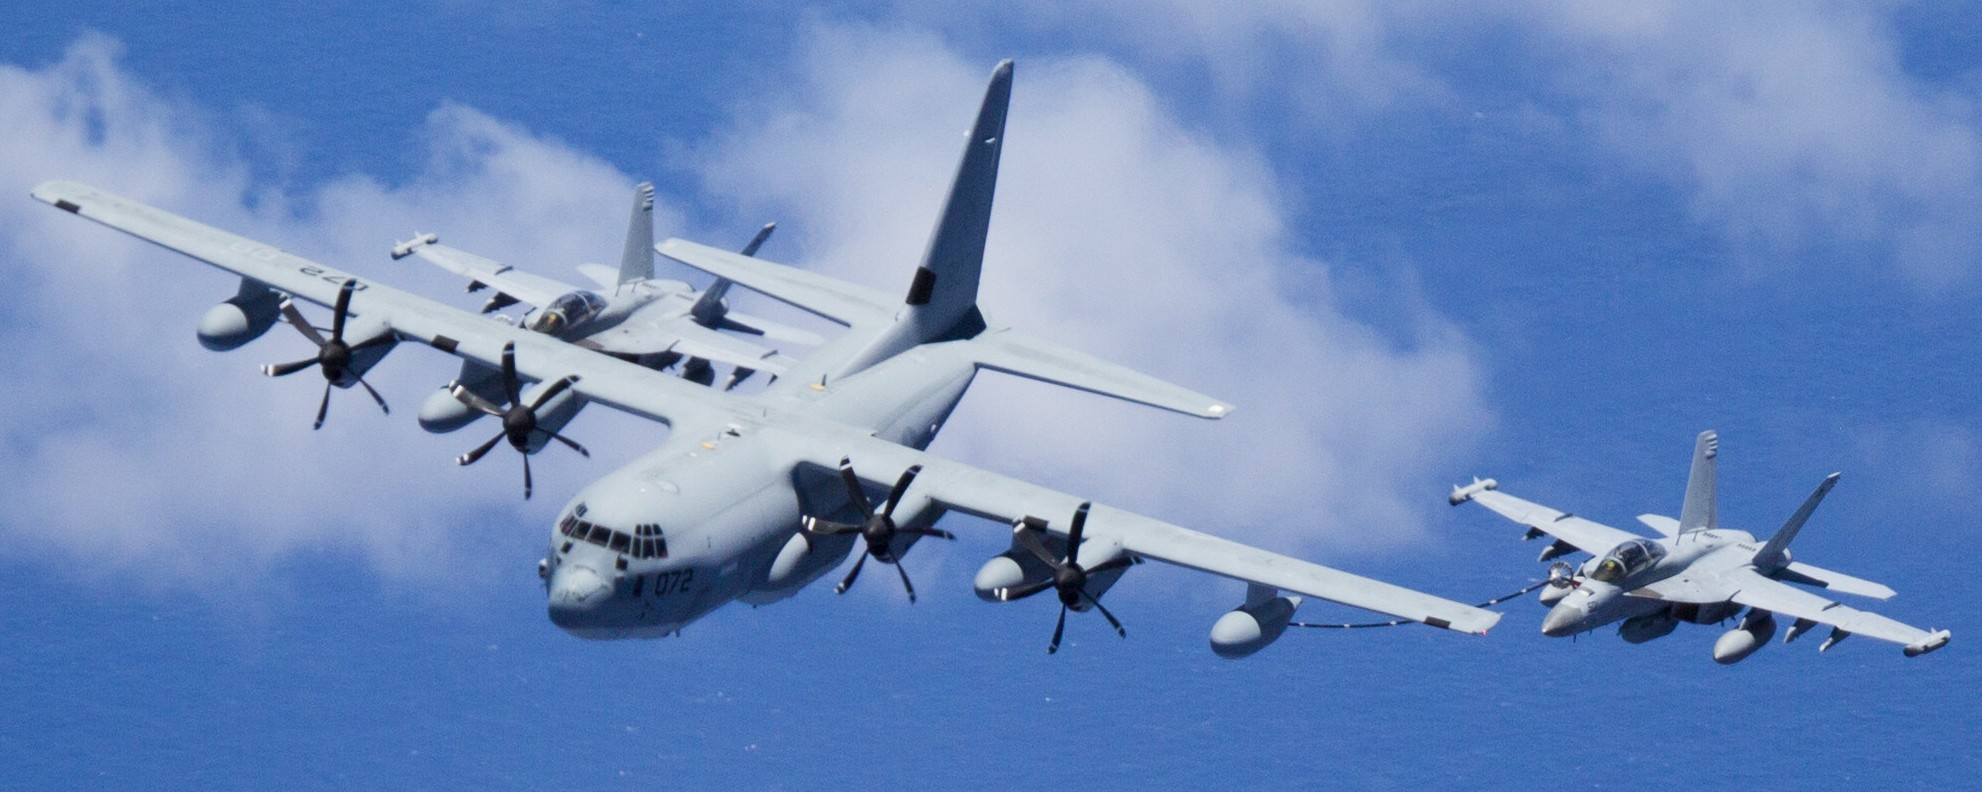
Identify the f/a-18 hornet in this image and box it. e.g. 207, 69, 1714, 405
33, 60, 1499, 656
1451, 430, 1949, 662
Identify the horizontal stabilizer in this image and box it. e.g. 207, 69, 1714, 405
966, 327, 1232, 419
1774, 561, 1897, 600
1636, 514, 1680, 537
657, 238, 896, 328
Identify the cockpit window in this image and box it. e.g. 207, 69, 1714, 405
528, 290, 608, 334
1591, 538, 1667, 583
556, 516, 668, 559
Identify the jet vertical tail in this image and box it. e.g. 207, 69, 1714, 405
617, 182, 657, 288
1753, 473, 1840, 572
1678, 430, 1719, 535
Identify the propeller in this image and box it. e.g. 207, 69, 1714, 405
802, 457, 954, 603
260, 280, 392, 430
996, 502, 1134, 654
449, 341, 589, 499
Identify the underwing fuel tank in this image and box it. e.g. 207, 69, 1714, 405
196, 281, 282, 351
1208, 591, 1302, 659
1713, 610, 1778, 664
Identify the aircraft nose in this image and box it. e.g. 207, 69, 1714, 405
1541, 601, 1584, 637
547, 565, 610, 628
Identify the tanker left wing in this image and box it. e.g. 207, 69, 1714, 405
29, 180, 729, 430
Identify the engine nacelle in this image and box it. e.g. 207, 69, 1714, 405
1619, 610, 1679, 644
419, 387, 480, 433
1209, 593, 1303, 659
974, 551, 1047, 601
196, 282, 282, 351
741, 529, 857, 605
1713, 610, 1777, 665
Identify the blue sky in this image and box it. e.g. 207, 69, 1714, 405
2, 3, 1977, 789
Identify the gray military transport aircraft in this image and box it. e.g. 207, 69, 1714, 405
1450, 430, 1950, 662
32, 60, 1501, 656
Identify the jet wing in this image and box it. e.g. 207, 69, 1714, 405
1627, 566, 1947, 652
31, 180, 728, 429
1460, 487, 1642, 555
800, 428, 1502, 634
405, 241, 577, 309
657, 238, 898, 328
582, 315, 795, 375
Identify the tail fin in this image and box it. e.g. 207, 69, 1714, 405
691, 223, 776, 331
617, 182, 657, 287
902, 59, 1012, 338
1678, 430, 1719, 534
1754, 473, 1840, 571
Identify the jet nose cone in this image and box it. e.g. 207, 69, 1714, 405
547, 565, 610, 629
1541, 602, 1583, 637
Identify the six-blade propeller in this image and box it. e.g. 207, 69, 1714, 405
997, 502, 1134, 654
260, 280, 392, 430
449, 341, 589, 499
804, 457, 955, 602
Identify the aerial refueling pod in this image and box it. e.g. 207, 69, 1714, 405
197, 278, 282, 351
1209, 584, 1302, 659
1713, 608, 1777, 664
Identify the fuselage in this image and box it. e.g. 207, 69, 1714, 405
541, 335, 980, 638
1540, 529, 1765, 638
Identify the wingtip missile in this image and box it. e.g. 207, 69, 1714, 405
390, 232, 438, 260
1449, 477, 1498, 505
1904, 629, 1951, 657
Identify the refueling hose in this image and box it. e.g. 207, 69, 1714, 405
1290, 579, 1552, 630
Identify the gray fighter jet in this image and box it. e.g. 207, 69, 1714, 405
31, 61, 1500, 656
398, 181, 821, 445
1451, 430, 1950, 662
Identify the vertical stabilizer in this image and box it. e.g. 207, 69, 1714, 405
618, 182, 657, 287
904, 59, 1012, 334
1754, 473, 1840, 571
1678, 430, 1719, 534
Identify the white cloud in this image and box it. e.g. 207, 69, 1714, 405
0, 36, 657, 589
1019, 1, 1982, 290
689, 25, 1490, 554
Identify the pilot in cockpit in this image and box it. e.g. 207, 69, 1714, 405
529, 291, 608, 335
1590, 538, 1667, 584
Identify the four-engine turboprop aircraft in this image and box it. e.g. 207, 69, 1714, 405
30, 60, 1503, 656
1450, 430, 1950, 662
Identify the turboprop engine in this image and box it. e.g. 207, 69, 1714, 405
1209, 586, 1302, 659
1713, 609, 1777, 664
418, 362, 582, 447
196, 280, 282, 351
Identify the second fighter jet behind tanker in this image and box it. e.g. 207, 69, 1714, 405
1450, 431, 1949, 662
